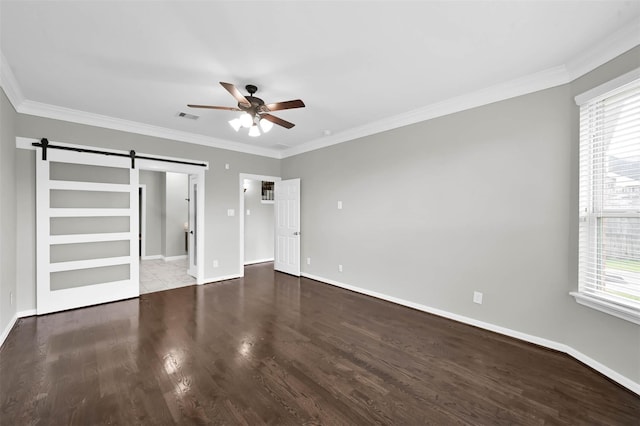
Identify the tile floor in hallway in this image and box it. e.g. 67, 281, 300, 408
139, 257, 196, 294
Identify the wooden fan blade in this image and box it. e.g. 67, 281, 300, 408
261, 113, 295, 129
265, 99, 305, 112
187, 104, 241, 111
220, 82, 251, 107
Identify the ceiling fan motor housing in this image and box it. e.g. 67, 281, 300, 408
239, 85, 266, 115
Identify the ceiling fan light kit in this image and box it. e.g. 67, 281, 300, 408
188, 82, 305, 137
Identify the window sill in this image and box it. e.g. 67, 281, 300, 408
570, 292, 640, 325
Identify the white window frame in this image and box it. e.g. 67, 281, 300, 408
572, 68, 640, 325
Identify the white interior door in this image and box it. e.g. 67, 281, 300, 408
36, 149, 139, 315
188, 174, 198, 277
274, 178, 301, 276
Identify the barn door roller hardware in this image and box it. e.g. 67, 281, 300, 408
32, 138, 207, 169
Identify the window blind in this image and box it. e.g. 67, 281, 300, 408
578, 76, 640, 313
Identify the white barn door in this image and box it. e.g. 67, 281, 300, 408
36, 149, 139, 314
274, 179, 300, 276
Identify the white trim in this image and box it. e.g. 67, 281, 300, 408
301, 272, 640, 396
244, 258, 274, 266
575, 67, 640, 105
163, 255, 187, 262
49, 256, 131, 272
563, 346, 640, 397
47, 148, 132, 168
566, 17, 640, 84
141, 255, 163, 261
49, 180, 131, 192
0, 51, 25, 109
0, 309, 37, 350
50, 232, 131, 245
49, 208, 131, 217
17, 100, 281, 159
18, 309, 37, 318
570, 292, 640, 326
238, 173, 281, 277
0, 313, 18, 349
139, 254, 189, 262
202, 273, 242, 284
138, 184, 146, 258
281, 65, 570, 158
194, 172, 205, 285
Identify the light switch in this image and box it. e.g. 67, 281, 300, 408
337, 201, 343, 209
227, 209, 235, 216
246, 209, 251, 216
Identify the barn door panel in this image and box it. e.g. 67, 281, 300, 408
36, 149, 139, 314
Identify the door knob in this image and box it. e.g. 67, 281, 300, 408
190, 230, 194, 235
293, 231, 301, 236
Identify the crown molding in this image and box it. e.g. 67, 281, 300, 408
0, 51, 25, 109
282, 18, 640, 159
282, 65, 571, 158
565, 17, 640, 82
17, 100, 281, 159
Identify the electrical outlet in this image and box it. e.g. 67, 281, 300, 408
338, 264, 343, 272
213, 260, 219, 268
473, 291, 483, 304
306, 257, 311, 265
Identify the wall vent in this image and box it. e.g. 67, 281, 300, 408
176, 112, 199, 120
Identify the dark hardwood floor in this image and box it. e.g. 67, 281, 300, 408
1, 263, 638, 425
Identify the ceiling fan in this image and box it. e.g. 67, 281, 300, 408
188, 82, 305, 136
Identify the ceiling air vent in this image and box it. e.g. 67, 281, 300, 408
176, 111, 199, 120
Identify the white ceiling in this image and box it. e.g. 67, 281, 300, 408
2, 1, 639, 158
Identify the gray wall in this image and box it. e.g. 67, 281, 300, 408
164, 172, 188, 258
139, 170, 164, 257
0, 88, 17, 333
282, 46, 640, 384
244, 179, 274, 263
139, 171, 188, 258
14, 114, 281, 313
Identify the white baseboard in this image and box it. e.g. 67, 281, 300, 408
140, 254, 187, 262
0, 308, 35, 348
202, 273, 242, 284
18, 309, 36, 318
163, 255, 187, 262
141, 255, 162, 260
244, 258, 274, 266
0, 313, 18, 348
301, 272, 640, 396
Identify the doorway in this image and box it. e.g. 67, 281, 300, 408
138, 170, 202, 294
137, 158, 206, 287
239, 173, 281, 274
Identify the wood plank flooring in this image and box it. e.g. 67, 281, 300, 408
1, 262, 638, 425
